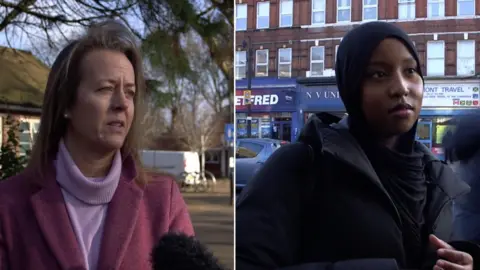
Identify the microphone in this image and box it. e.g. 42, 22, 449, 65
151, 232, 227, 270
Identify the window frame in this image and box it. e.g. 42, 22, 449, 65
255, 49, 269, 77
337, 0, 352, 23
362, 0, 378, 21
426, 41, 445, 76
256, 1, 270, 29
398, 0, 416, 20
279, 0, 293, 27
310, 46, 325, 77
457, 0, 475, 16
311, 0, 326, 25
18, 119, 40, 157
235, 50, 247, 80
236, 4, 248, 31
427, 0, 445, 18
278, 47, 292, 78
457, 40, 476, 76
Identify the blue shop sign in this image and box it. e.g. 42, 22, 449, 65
298, 85, 345, 111
236, 88, 297, 112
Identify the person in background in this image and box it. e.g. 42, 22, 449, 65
445, 110, 480, 245
0, 20, 193, 270
236, 21, 478, 270
442, 130, 454, 163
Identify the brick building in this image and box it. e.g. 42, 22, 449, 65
235, 0, 480, 159
235, 0, 480, 78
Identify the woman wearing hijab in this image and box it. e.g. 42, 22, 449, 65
236, 22, 478, 270
0, 20, 193, 270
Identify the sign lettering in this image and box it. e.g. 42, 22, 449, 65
423, 83, 480, 107
235, 94, 279, 106
305, 91, 340, 99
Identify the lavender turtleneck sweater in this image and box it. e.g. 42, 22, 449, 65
54, 140, 122, 270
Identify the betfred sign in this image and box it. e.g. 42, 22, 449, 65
235, 89, 295, 112
236, 93, 279, 106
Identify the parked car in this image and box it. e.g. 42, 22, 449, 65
235, 138, 289, 194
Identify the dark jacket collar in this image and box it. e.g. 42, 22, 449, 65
298, 115, 470, 200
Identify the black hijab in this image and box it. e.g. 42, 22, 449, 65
335, 21, 423, 152
335, 22, 428, 268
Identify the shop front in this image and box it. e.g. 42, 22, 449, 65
295, 78, 345, 139
235, 87, 297, 142
296, 78, 480, 160
416, 80, 480, 160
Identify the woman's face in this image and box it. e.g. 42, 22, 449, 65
66, 49, 136, 152
361, 38, 423, 138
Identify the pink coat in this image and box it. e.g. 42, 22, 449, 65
0, 157, 194, 270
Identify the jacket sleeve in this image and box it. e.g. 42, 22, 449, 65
235, 144, 400, 270
168, 180, 195, 236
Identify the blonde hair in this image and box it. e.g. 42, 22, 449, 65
28, 20, 147, 185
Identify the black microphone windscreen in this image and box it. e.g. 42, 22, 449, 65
151, 232, 226, 270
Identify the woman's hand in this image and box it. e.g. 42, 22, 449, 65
430, 235, 473, 270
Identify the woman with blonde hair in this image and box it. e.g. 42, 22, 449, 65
0, 20, 194, 270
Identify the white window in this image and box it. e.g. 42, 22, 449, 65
427, 41, 445, 76
236, 4, 247, 31
18, 120, 39, 156
398, 0, 416, 19
458, 0, 475, 16
457, 40, 475, 75
310, 46, 325, 76
280, 0, 293, 27
337, 0, 351, 22
255, 49, 269, 77
278, 48, 292, 77
312, 0, 326, 24
235, 51, 247, 79
257, 2, 270, 29
363, 0, 378, 21
427, 0, 445, 18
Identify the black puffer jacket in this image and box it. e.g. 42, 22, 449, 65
236, 115, 474, 270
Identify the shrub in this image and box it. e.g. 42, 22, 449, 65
0, 117, 29, 180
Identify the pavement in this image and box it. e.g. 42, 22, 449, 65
182, 179, 234, 269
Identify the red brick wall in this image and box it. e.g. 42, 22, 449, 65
236, 0, 480, 77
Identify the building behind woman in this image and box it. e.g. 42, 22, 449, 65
236, 22, 479, 270
0, 20, 194, 270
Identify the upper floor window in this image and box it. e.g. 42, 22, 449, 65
427, 41, 445, 76
363, 0, 378, 21
398, 0, 416, 19
236, 4, 247, 31
312, 0, 326, 24
280, 0, 293, 27
337, 0, 351, 23
255, 49, 269, 77
427, 0, 445, 18
257, 2, 270, 29
458, 0, 475, 16
235, 51, 247, 79
278, 48, 292, 77
310, 46, 325, 76
457, 40, 475, 75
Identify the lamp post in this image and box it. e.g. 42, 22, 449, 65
242, 36, 253, 137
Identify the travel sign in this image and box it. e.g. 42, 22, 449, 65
423, 83, 480, 107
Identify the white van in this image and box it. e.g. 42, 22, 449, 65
140, 150, 200, 185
